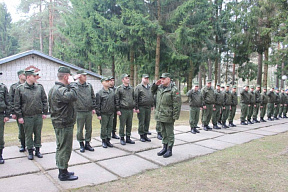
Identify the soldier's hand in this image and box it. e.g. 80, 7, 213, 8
275, 105, 277, 107
92, 110, 96, 114
230, 106, 232, 110
223, 107, 225, 109
260, 106, 263, 108
117, 111, 121, 116
213, 108, 216, 111
203, 106, 207, 109
97, 116, 102, 120
68, 75, 75, 84
42, 115, 47, 119
135, 109, 140, 113
4, 117, 9, 123
248, 105, 251, 107
18, 118, 24, 124
254, 105, 256, 108
155, 79, 161, 85
12, 114, 17, 119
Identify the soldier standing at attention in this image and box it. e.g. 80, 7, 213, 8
9, 70, 26, 152
75, 70, 96, 153
108, 77, 120, 139
252, 85, 261, 123
0, 72, 11, 164
201, 79, 215, 131
279, 89, 286, 118
228, 85, 238, 127
218, 85, 225, 125
273, 88, 280, 120
240, 85, 250, 125
260, 87, 268, 122
152, 73, 181, 158
267, 87, 276, 121
96, 77, 116, 148
221, 85, 232, 128
134, 74, 154, 142
115, 74, 136, 145
212, 84, 223, 129
283, 89, 288, 118
48, 66, 78, 181
187, 82, 202, 134
247, 86, 256, 124
14, 70, 48, 160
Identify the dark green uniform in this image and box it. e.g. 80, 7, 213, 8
222, 90, 232, 124
283, 93, 288, 117
247, 91, 256, 121
212, 89, 224, 126
14, 82, 48, 152
274, 92, 280, 118
0, 83, 11, 150
187, 88, 202, 130
134, 83, 154, 136
260, 91, 268, 120
48, 81, 78, 170
228, 90, 238, 124
75, 82, 96, 144
279, 92, 286, 117
240, 89, 250, 122
253, 89, 261, 121
110, 86, 118, 135
267, 90, 276, 119
201, 86, 215, 127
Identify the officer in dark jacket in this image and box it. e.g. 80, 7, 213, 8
212, 84, 223, 129
267, 87, 276, 120
240, 85, 250, 125
201, 79, 215, 130
48, 66, 78, 181
260, 87, 268, 122
96, 77, 116, 148
115, 74, 136, 145
0, 72, 11, 164
9, 69, 26, 152
75, 70, 96, 153
252, 85, 261, 123
222, 85, 232, 128
134, 74, 154, 142
108, 76, 120, 139
274, 89, 280, 120
247, 86, 256, 124
187, 82, 202, 134
279, 89, 286, 118
14, 70, 48, 160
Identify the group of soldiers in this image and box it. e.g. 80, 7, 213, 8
187, 80, 288, 134
0, 67, 182, 181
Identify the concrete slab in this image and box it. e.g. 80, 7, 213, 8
137, 143, 215, 166
245, 129, 278, 136
78, 146, 129, 161
194, 139, 236, 150
174, 125, 191, 133
212, 128, 239, 134
197, 130, 224, 138
35, 151, 90, 170
41, 142, 56, 154
260, 125, 288, 133
0, 157, 40, 178
0, 173, 59, 192
3, 146, 26, 159
229, 126, 257, 132
113, 139, 163, 153
215, 132, 264, 144
47, 163, 118, 190
72, 139, 102, 150
175, 133, 207, 143
98, 155, 159, 177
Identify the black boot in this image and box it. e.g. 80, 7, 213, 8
28, 149, 34, 160
213, 124, 221, 129
247, 119, 253, 124
58, 169, 78, 181
252, 118, 257, 123
19, 140, 25, 152
120, 137, 126, 145
241, 121, 248, 125
0, 149, 4, 164
102, 139, 107, 148
147, 131, 152, 135
194, 128, 200, 133
112, 132, 120, 139
268, 117, 273, 121
126, 136, 135, 144
279, 115, 282, 118
79, 142, 85, 153
143, 134, 151, 142
85, 142, 94, 151
106, 138, 113, 147
222, 122, 229, 128
260, 117, 266, 122
228, 121, 233, 127
217, 121, 222, 126
203, 125, 209, 131
274, 116, 279, 120
157, 144, 167, 156
35, 147, 43, 158
231, 121, 236, 127
163, 146, 173, 158
157, 132, 163, 140
140, 135, 146, 142
191, 127, 197, 134
284, 115, 287, 118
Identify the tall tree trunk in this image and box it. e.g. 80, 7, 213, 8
130, 48, 135, 87
232, 53, 236, 85
214, 48, 218, 87
111, 56, 115, 78
134, 63, 137, 86
49, 0, 54, 56
257, 52, 263, 86
217, 52, 221, 83
39, 0, 43, 52
208, 58, 212, 80
187, 59, 194, 91
154, 0, 161, 80
98, 65, 102, 75
198, 66, 202, 89
263, 49, 269, 88
281, 61, 285, 89
88, 62, 91, 71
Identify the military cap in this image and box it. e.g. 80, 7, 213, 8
76, 70, 87, 75
207, 79, 212, 83
24, 69, 37, 76
250, 85, 254, 89
58, 66, 72, 75
226, 84, 230, 87
216, 83, 221, 86
142, 74, 149, 78
232, 85, 237, 89
221, 85, 225, 88
17, 69, 25, 76
275, 87, 278, 90
121, 73, 130, 79
256, 85, 261, 88
108, 76, 115, 80
101, 76, 109, 82
244, 85, 249, 87
160, 73, 171, 78
263, 87, 267, 90
194, 81, 199, 86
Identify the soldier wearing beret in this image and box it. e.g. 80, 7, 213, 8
228, 85, 238, 127
48, 66, 78, 181
252, 85, 261, 123
14, 70, 48, 160
267, 87, 276, 121
9, 70, 26, 152
260, 87, 268, 122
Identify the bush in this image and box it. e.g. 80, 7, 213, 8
183, 86, 188, 94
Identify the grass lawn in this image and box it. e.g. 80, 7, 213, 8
76, 131, 288, 192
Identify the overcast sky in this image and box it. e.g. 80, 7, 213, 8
0, 0, 23, 22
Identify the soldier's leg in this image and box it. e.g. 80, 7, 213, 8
212, 108, 217, 125
195, 108, 200, 127
253, 104, 259, 119
119, 109, 127, 137
206, 104, 213, 124
107, 114, 114, 139
23, 117, 34, 150
190, 108, 196, 128
240, 104, 246, 121
126, 109, 133, 137
144, 107, 151, 134
17, 120, 25, 146
0, 115, 4, 150
137, 106, 145, 136
260, 104, 267, 118
165, 122, 175, 147
202, 107, 208, 126
273, 105, 278, 117
279, 106, 284, 117
76, 112, 85, 142
161, 122, 168, 145
33, 115, 43, 148
112, 112, 117, 132
84, 111, 93, 142
228, 106, 236, 122
284, 105, 288, 117
267, 103, 272, 118
100, 114, 110, 140
156, 121, 161, 133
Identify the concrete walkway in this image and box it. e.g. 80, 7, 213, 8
1, 119, 288, 191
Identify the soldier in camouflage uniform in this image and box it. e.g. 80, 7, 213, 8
152, 73, 181, 158
48, 66, 78, 181
267, 87, 276, 121
222, 85, 232, 128
279, 89, 286, 118
212, 84, 223, 129
260, 87, 268, 122
252, 85, 261, 123
273, 89, 280, 120
247, 86, 256, 124
9, 70, 26, 152
201, 80, 215, 131
240, 85, 250, 125
108, 76, 120, 139
0, 72, 11, 164
75, 70, 96, 153
14, 70, 48, 160
228, 85, 238, 127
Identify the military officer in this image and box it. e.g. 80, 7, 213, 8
260, 87, 268, 122
115, 74, 136, 145
108, 76, 120, 139
252, 85, 261, 123
75, 70, 96, 153
152, 73, 181, 158
96, 77, 116, 148
212, 84, 223, 129
134, 74, 154, 142
240, 85, 250, 125
247, 86, 256, 124
48, 66, 78, 181
201, 79, 215, 131
14, 70, 48, 160
9, 70, 26, 152
267, 87, 276, 121
187, 82, 202, 134
228, 85, 238, 127
279, 89, 286, 118
222, 85, 232, 128
0, 72, 11, 164
273, 88, 280, 120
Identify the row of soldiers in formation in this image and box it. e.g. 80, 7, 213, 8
0, 67, 182, 181
187, 80, 288, 134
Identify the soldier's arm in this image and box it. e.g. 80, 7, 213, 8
186, 89, 192, 97
134, 86, 140, 110
4, 86, 11, 117
14, 87, 23, 118
115, 87, 121, 112
90, 85, 97, 110
40, 85, 48, 115
57, 82, 78, 103
8, 85, 15, 115
95, 92, 101, 116
172, 89, 182, 120
151, 83, 159, 95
